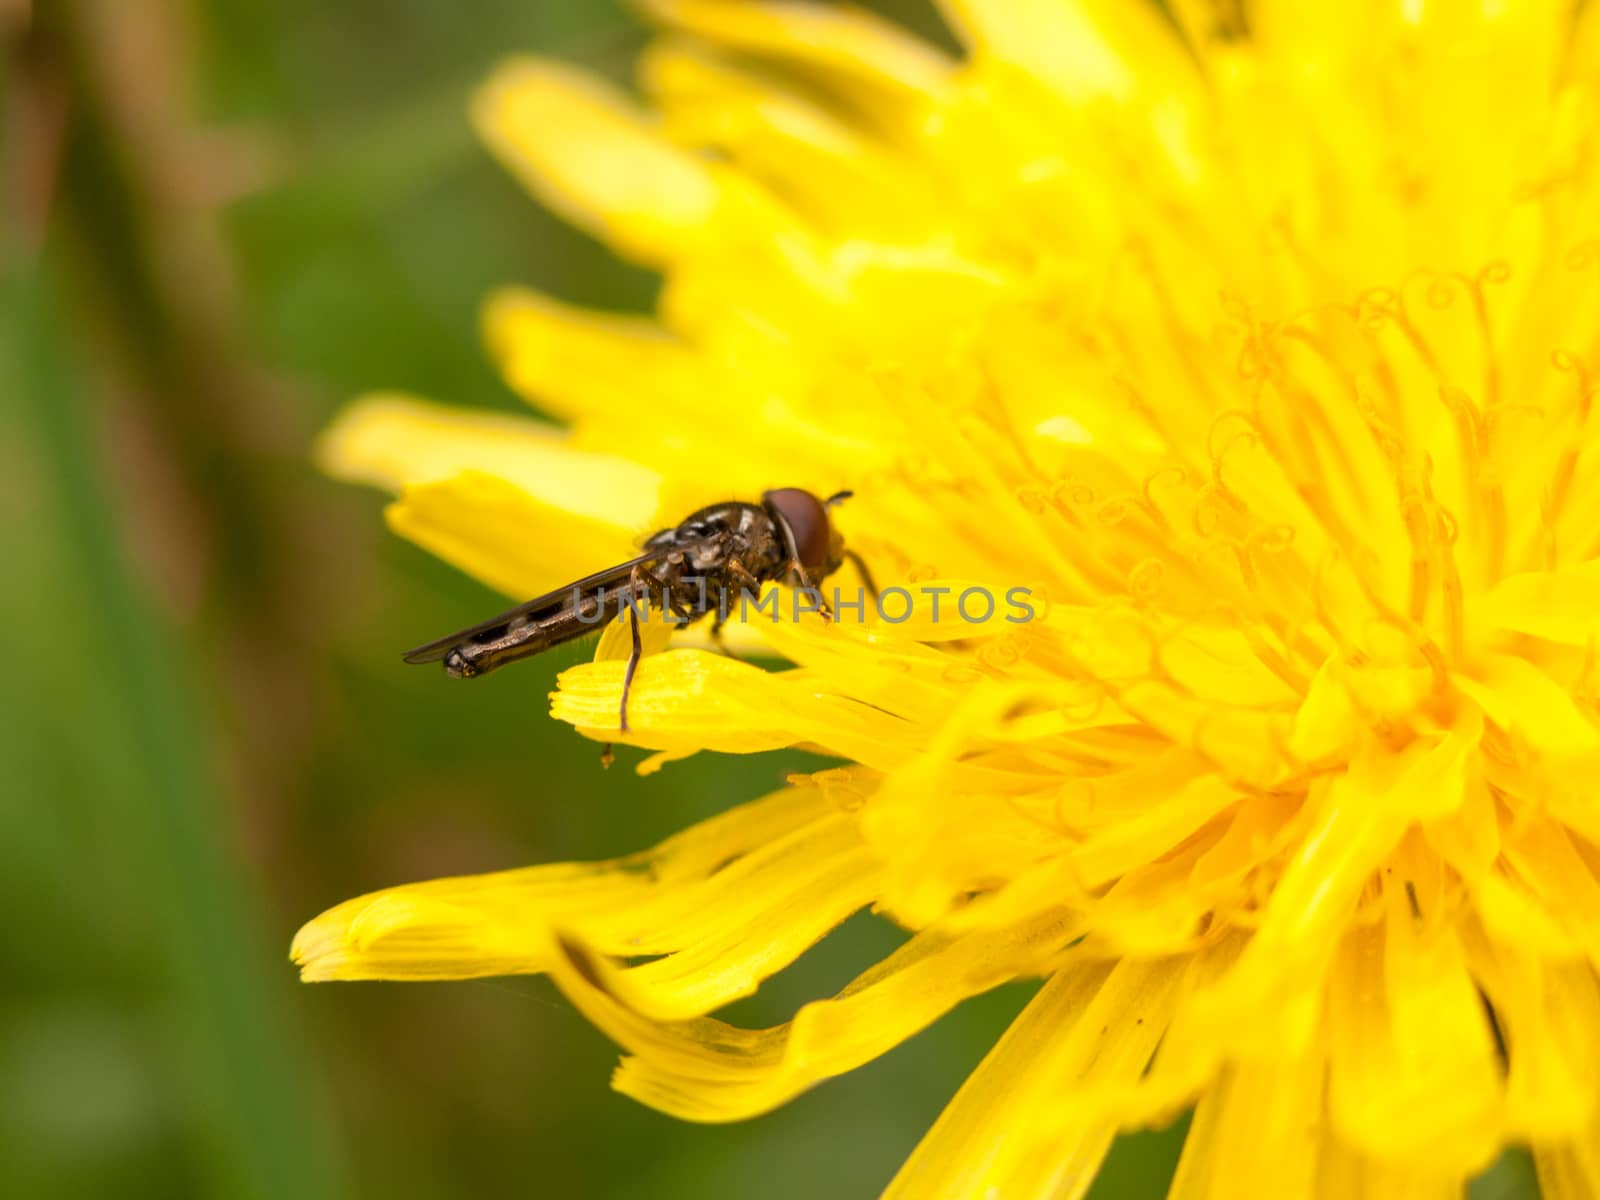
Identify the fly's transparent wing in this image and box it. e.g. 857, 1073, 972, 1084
400, 552, 660, 664
401, 530, 729, 668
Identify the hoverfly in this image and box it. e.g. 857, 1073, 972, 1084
403, 488, 870, 732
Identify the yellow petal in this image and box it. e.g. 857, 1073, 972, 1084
1535, 1109, 1600, 1200
318, 392, 661, 531
1168, 1051, 1324, 1200
939, 0, 1194, 106
483, 287, 704, 426
291, 860, 646, 983
545, 907, 1078, 1122
593, 603, 675, 663
292, 785, 833, 981
641, 41, 946, 240
1288, 657, 1360, 764
1470, 930, 1600, 1142
1162, 0, 1249, 58
1499, 817, 1600, 968
1473, 560, 1600, 644
387, 472, 638, 600
642, 0, 952, 103
1066, 772, 1242, 889
1192, 730, 1473, 1056
584, 816, 882, 1020
1089, 831, 1228, 956
473, 57, 732, 264
550, 647, 935, 765
1325, 893, 1502, 1173
885, 957, 1187, 1200
747, 618, 984, 728
1421, 768, 1499, 882
1457, 653, 1600, 758
1474, 870, 1582, 963
1313, 1135, 1466, 1200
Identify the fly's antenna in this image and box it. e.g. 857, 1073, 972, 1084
824, 490, 854, 508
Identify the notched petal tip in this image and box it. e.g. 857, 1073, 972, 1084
313, 392, 575, 496
291, 894, 449, 982
472, 54, 722, 263
288, 918, 338, 979
314, 392, 442, 488
640, 0, 955, 97
289, 888, 560, 984
480, 285, 694, 428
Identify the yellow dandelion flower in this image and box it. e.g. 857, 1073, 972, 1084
294, 1, 1600, 1194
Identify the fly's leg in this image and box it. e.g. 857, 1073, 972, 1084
620, 566, 645, 734
703, 559, 761, 657
721, 558, 772, 627
726, 558, 762, 608
844, 549, 879, 600
708, 613, 742, 659
787, 560, 833, 621
662, 550, 704, 630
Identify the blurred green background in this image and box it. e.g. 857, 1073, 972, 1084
0, 2, 1541, 1197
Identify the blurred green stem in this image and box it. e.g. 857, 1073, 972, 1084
5, 230, 345, 1200
4, 9, 343, 1198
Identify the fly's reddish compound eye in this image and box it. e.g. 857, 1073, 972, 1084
762, 488, 833, 576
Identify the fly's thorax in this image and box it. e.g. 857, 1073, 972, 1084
646, 501, 787, 580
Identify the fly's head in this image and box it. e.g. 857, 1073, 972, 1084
761, 488, 851, 587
